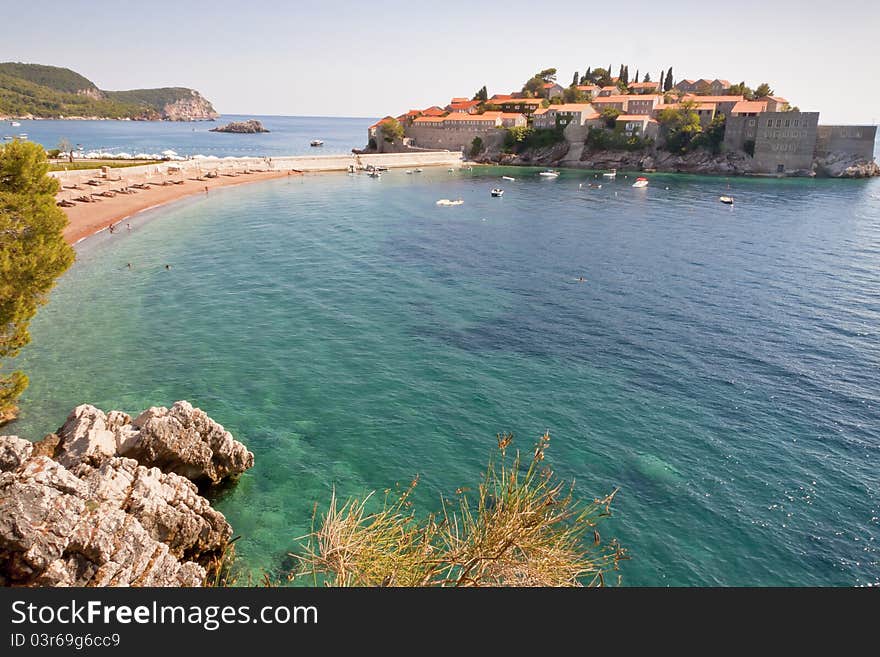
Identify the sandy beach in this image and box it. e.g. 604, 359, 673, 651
57, 169, 293, 244
52, 151, 464, 244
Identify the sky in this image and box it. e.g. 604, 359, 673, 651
3, 0, 878, 124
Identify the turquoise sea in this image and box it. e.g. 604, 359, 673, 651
7, 120, 880, 586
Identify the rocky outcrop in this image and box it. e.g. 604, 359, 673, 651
0, 402, 253, 587
161, 90, 219, 121
210, 119, 269, 134
813, 152, 880, 178
56, 401, 254, 485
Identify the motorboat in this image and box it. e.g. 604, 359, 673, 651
539, 170, 559, 178
436, 198, 463, 206
10, 121, 21, 127
490, 188, 504, 197
368, 170, 381, 178
632, 177, 649, 188
602, 169, 617, 179
502, 175, 516, 181
405, 170, 413, 174
18, 133, 28, 140
588, 183, 602, 189
719, 195, 734, 205
414, 168, 423, 173
310, 139, 324, 147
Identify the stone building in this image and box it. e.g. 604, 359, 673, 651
815, 125, 877, 161
751, 111, 819, 174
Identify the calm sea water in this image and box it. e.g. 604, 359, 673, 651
5, 115, 374, 157
7, 120, 880, 586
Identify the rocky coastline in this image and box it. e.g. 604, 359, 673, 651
0, 401, 253, 587
479, 143, 880, 178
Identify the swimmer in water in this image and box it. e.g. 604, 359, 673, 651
127, 263, 131, 269
165, 264, 171, 270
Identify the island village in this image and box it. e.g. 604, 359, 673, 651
366, 67, 878, 177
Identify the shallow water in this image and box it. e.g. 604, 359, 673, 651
11, 166, 880, 586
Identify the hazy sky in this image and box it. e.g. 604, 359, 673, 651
3, 0, 877, 124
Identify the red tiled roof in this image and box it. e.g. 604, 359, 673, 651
450, 97, 468, 104
422, 106, 445, 116
731, 101, 768, 114
683, 95, 744, 103
413, 116, 445, 124
369, 116, 395, 129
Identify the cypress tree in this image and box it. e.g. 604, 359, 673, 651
0, 140, 75, 421
634, 69, 639, 86
664, 67, 674, 92
585, 67, 592, 84
572, 71, 579, 87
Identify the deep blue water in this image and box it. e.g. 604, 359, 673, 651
4, 115, 374, 158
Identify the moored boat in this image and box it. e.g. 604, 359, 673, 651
490, 188, 504, 197
502, 175, 516, 181
539, 169, 559, 178
719, 195, 734, 205
602, 168, 617, 179
310, 139, 324, 147
436, 198, 463, 206
632, 177, 649, 188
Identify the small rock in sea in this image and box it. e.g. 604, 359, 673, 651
209, 119, 270, 134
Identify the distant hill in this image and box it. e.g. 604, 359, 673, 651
0, 63, 219, 121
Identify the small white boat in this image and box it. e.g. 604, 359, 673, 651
368, 170, 381, 178
502, 175, 516, 181
310, 139, 324, 147
632, 177, 649, 188
18, 133, 28, 140
436, 198, 464, 206
10, 121, 21, 127
539, 170, 559, 178
405, 170, 413, 174
448, 168, 455, 172
719, 195, 734, 205
415, 168, 423, 173
602, 169, 617, 179
490, 188, 504, 197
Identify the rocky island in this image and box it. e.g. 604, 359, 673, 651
209, 119, 270, 134
365, 66, 878, 178
0, 401, 253, 587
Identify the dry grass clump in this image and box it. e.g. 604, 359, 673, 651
293, 432, 627, 587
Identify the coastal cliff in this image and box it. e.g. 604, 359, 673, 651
0, 63, 219, 121
210, 119, 270, 134
0, 401, 253, 586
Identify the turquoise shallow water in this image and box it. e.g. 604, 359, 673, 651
10, 166, 880, 586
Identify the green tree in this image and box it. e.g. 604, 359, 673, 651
472, 86, 488, 102
729, 81, 754, 100
379, 118, 404, 143
470, 136, 484, 158
754, 83, 774, 98
582, 67, 592, 84
634, 69, 639, 86
664, 67, 674, 92
563, 87, 586, 104
593, 68, 611, 87
571, 71, 579, 87
643, 72, 651, 83
622, 66, 629, 86
0, 140, 75, 421
600, 106, 622, 128
539, 68, 557, 82
658, 100, 702, 153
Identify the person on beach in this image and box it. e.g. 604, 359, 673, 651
108, 223, 115, 234
205, 186, 209, 194
127, 223, 131, 232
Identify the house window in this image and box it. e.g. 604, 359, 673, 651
767, 119, 773, 127
775, 119, 782, 128
784, 119, 790, 127
793, 119, 799, 127
748, 119, 755, 126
